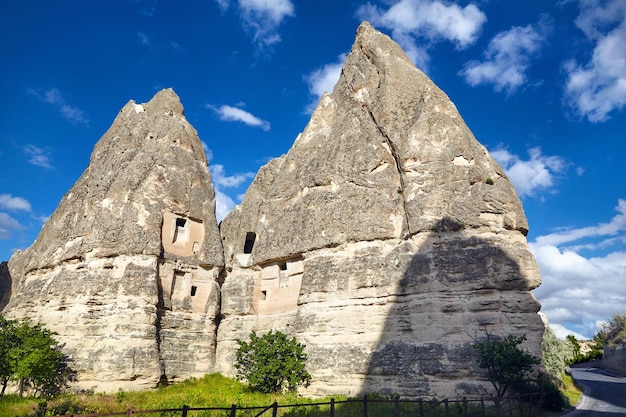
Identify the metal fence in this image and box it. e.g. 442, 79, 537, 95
56, 394, 545, 417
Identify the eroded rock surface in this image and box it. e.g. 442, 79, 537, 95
217, 22, 543, 398
2, 89, 224, 392
1, 22, 543, 398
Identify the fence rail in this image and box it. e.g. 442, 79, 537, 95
57, 393, 544, 417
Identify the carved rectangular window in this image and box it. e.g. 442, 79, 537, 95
243, 232, 256, 254
173, 217, 190, 243
260, 290, 267, 300
191, 285, 197, 296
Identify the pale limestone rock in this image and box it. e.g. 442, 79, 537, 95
1, 22, 545, 399
217, 22, 543, 399
2, 89, 223, 392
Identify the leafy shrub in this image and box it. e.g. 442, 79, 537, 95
235, 330, 311, 393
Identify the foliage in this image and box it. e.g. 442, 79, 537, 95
541, 326, 574, 379
0, 315, 75, 400
235, 330, 311, 393
560, 374, 582, 408
473, 333, 540, 400
595, 313, 626, 349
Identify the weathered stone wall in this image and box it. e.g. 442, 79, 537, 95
217, 22, 543, 399
599, 345, 626, 375
0, 22, 544, 398
1, 89, 224, 392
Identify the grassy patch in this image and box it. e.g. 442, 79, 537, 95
0, 374, 570, 417
561, 374, 583, 407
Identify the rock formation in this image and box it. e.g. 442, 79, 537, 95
217, 21, 543, 398
1, 89, 224, 392
1, 22, 544, 398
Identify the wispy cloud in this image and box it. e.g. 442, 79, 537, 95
490, 147, 566, 198
356, 0, 486, 70
215, 0, 295, 51
563, 0, 626, 122
0, 194, 32, 212
29, 87, 90, 127
207, 103, 270, 131
0, 213, 25, 240
22, 144, 53, 169
460, 21, 548, 93
205, 149, 255, 221
304, 53, 346, 113
531, 199, 626, 339
137, 31, 152, 48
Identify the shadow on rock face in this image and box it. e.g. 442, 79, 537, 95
359, 217, 542, 399
0, 261, 12, 311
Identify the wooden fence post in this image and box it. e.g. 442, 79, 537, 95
444, 399, 449, 417
230, 404, 237, 417
462, 397, 468, 417
363, 395, 368, 417
480, 398, 485, 417
182, 405, 189, 417
394, 396, 400, 417
126, 407, 132, 417
330, 398, 335, 417
272, 401, 278, 417
418, 399, 424, 417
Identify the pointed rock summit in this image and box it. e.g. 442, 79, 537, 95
218, 21, 543, 398
2, 23, 543, 398
3, 88, 224, 391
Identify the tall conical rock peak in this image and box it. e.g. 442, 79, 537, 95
3, 88, 224, 391
221, 21, 528, 265
217, 21, 543, 398
1, 22, 544, 399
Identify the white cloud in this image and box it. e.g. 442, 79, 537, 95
205, 149, 255, 221
214, 189, 236, 223
29, 87, 90, 127
535, 199, 626, 247
491, 147, 566, 197
210, 164, 255, 188
207, 104, 270, 131
461, 23, 546, 93
0, 194, 32, 212
22, 144, 53, 169
549, 323, 588, 341
0, 212, 24, 240
356, 0, 486, 69
137, 31, 152, 48
216, 0, 295, 50
564, 0, 626, 122
304, 53, 346, 113
531, 199, 626, 339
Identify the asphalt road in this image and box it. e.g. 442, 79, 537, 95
563, 365, 626, 417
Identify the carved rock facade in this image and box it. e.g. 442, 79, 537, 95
1, 22, 543, 398
2, 89, 224, 391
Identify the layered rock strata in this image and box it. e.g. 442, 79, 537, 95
217, 22, 543, 398
1, 22, 544, 398
2, 89, 224, 391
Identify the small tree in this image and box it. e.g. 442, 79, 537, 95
0, 315, 75, 399
473, 334, 540, 400
235, 330, 311, 393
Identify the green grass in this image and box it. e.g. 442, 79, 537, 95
561, 374, 583, 408
0, 374, 572, 417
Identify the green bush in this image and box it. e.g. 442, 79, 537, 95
235, 330, 311, 393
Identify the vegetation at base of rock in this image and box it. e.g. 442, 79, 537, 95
0, 374, 564, 417
474, 333, 569, 412
0, 315, 75, 400
473, 334, 540, 399
595, 312, 626, 349
235, 330, 311, 393
565, 313, 626, 365
541, 326, 574, 380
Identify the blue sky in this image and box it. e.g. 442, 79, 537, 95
1, 0, 625, 340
